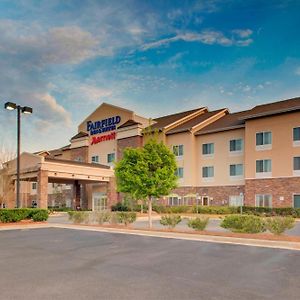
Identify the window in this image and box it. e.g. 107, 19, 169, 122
202, 166, 214, 178
229, 139, 243, 152
91, 156, 99, 163
173, 145, 183, 157
256, 194, 272, 207
230, 164, 243, 176
168, 196, 180, 206
202, 143, 214, 155
256, 131, 272, 146
107, 153, 115, 163
293, 127, 300, 141
175, 167, 184, 178
74, 157, 83, 162
256, 159, 272, 173
294, 157, 300, 170
32, 183, 37, 190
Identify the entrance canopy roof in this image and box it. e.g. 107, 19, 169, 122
5, 153, 114, 183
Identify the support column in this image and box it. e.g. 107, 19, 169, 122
107, 177, 119, 208
37, 170, 48, 209
81, 183, 88, 210
73, 180, 81, 210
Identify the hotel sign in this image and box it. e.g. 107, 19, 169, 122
87, 115, 121, 145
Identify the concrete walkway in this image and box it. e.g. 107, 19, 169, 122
1, 222, 300, 251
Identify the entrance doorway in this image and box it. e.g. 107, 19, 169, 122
92, 192, 108, 211
202, 196, 209, 206
294, 195, 300, 208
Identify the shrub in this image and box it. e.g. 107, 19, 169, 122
111, 202, 129, 212
192, 206, 239, 215
95, 211, 111, 224
0, 209, 48, 223
187, 217, 209, 231
115, 212, 137, 226
221, 215, 266, 234
160, 215, 182, 229
32, 210, 49, 222
68, 211, 89, 224
265, 216, 295, 235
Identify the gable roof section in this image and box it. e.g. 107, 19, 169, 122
240, 97, 300, 120
149, 107, 207, 132
195, 110, 249, 135
70, 131, 89, 140
118, 119, 141, 129
166, 109, 227, 135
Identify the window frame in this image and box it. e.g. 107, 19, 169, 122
175, 167, 184, 179
256, 131, 272, 150
91, 155, 99, 163
229, 164, 244, 178
229, 139, 243, 153
107, 153, 115, 164
202, 166, 214, 179
173, 145, 184, 157
255, 194, 272, 208
202, 143, 214, 156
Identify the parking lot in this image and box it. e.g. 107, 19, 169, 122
0, 228, 299, 300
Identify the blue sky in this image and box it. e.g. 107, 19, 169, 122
0, 0, 300, 152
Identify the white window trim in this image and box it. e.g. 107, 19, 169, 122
293, 140, 300, 147
255, 172, 272, 178
229, 139, 243, 153
255, 194, 272, 208
202, 153, 214, 159
256, 144, 272, 151
202, 143, 214, 156
229, 150, 243, 157
229, 175, 244, 181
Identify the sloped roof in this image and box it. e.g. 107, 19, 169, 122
166, 109, 227, 135
240, 97, 300, 120
71, 131, 89, 140
48, 144, 71, 157
118, 119, 141, 129
45, 157, 111, 169
150, 107, 205, 131
195, 110, 250, 135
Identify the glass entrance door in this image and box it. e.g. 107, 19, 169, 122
202, 196, 209, 206
92, 192, 108, 211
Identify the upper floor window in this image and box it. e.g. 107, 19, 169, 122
229, 139, 243, 152
173, 145, 184, 157
230, 164, 243, 176
256, 159, 272, 173
256, 194, 272, 208
202, 166, 214, 178
74, 157, 83, 162
107, 153, 115, 163
294, 157, 300, 171
202, 143, 214, 155
32, 182, 37, 190
91, 156, 99, 163
175, 167, 184, 178
256, 131, 272, 146
293, 127, 300, 141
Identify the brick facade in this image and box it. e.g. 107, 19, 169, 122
37, 170, 48, 209
245, 177, 300, 207
70, 146, 89, 163
117, 136, 143, 160
158, 185, 244, 206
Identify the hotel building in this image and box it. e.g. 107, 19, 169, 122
2, 97, 300, 210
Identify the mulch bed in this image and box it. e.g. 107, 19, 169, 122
0, 220, 46, 226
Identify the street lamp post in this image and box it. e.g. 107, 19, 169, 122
4, 102, 33, 208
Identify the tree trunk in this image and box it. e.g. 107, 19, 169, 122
148, 196, 152, 229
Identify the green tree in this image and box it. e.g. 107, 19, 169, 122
115, 138, 178, 228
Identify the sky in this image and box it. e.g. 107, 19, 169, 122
0, 0, 300, 153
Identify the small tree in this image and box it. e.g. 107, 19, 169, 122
115, 138, 178, 228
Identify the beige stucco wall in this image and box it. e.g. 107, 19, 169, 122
195, 129, 245, 186
244, 111, 300, 179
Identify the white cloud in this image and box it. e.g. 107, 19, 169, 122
79, 85, 113, 102
141, 29, 253, 51
295, 67, 300, 75
232, 29, 253, 38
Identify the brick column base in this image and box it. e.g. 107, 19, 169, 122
37, 170, 48, 209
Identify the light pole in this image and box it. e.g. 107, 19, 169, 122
4, 102, 33, 208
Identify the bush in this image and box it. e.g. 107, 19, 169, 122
115, 212, 137, 226
242, 207, 300, 217
221, 215, 266, 234
68, 211, 89, 224
32, 210, 49, 222
160, 215, 182, 229
95, 211, 111, 224
0, 208, 49, 223
192, 206, 239, 215
265, 216, 295, 235
111, 202, 129, 212
187, 217, 209, 231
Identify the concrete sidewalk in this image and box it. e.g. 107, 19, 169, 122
1, 222, 300, 251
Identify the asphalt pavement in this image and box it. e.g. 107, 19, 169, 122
0, 228, 299, 300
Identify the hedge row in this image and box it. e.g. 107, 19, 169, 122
68, 211, 137, 226
0, 208, 49, 223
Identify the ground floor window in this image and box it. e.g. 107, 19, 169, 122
168, 195, 180, 206
92, 193, 108, 211
229, 195, 243, 206
294, 195, 300, 208
255, 194, 272, 207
